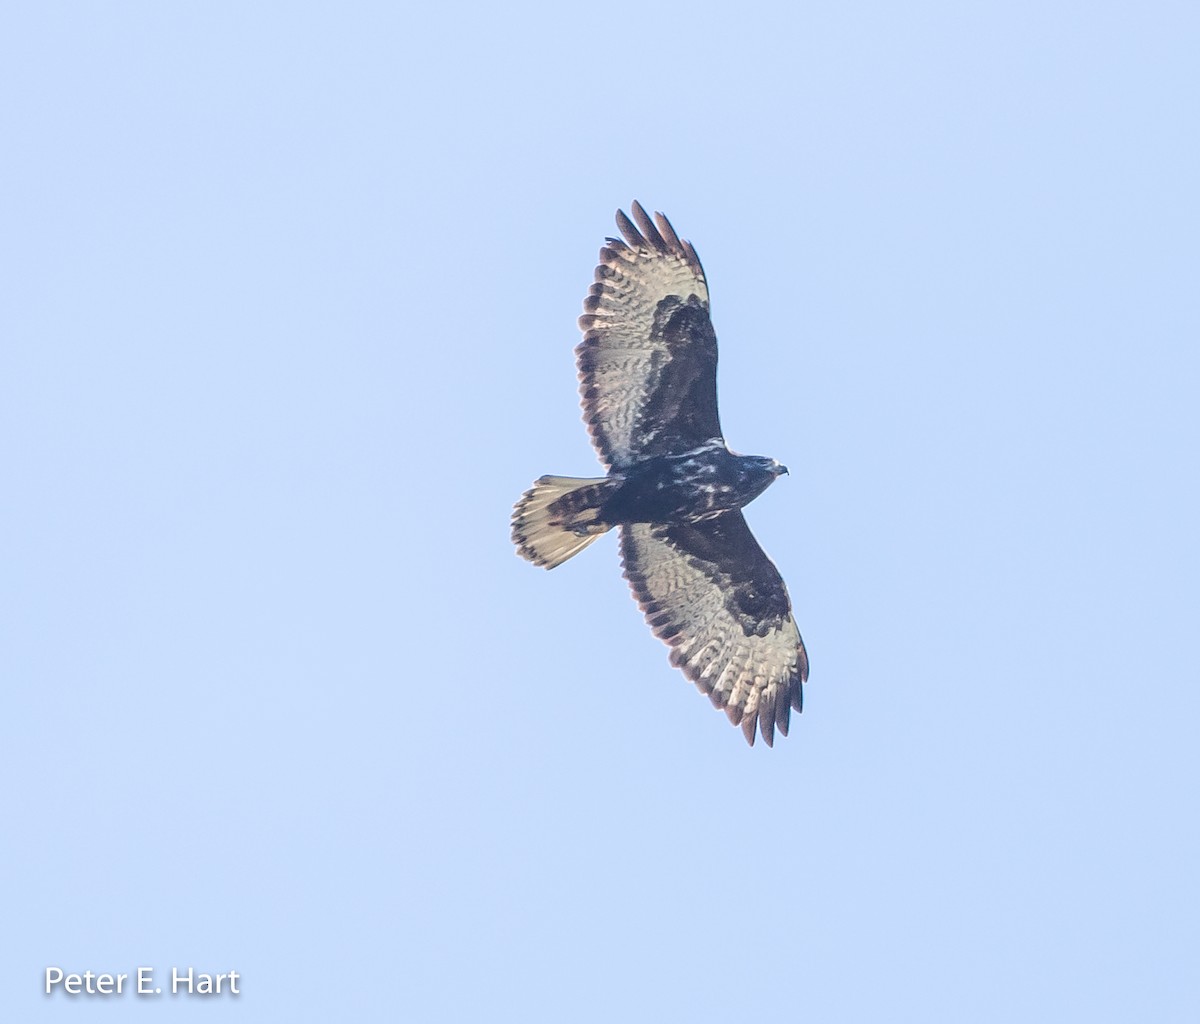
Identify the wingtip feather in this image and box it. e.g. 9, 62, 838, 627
615, 208, 643, 249
654, 210, 683, 252
741, 714, 758, 746
631, 201, 669, 252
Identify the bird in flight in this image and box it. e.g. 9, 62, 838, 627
512, 203, 808, 746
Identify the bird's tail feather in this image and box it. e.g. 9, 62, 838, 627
512, 475, 617, 569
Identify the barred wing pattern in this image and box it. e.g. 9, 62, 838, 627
576, 202, 722, 470
620, 515, 808, 747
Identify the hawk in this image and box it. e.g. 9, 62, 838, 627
512, 203, 808, 746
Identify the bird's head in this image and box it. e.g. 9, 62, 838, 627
737, 455, 788, 504
748, 455, 788, 478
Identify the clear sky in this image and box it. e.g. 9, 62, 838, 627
3, 2, 1198, 1020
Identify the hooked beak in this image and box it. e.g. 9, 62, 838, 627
774, 460, 789, 476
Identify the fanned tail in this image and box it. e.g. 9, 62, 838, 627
512, 475, 617, 569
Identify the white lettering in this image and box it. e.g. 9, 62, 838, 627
137, 967, 154, 993
165, 967, 242, 996
43, 967, 131, 996
93, 973, 123, 994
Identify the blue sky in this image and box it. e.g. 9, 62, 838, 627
3, 2, 1198, 1020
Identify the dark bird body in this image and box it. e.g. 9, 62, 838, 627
512, 203, 808, 746
600, 443, 787, 526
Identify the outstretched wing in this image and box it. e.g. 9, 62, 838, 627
620, 514, 808, 747
576, 202, 722, 470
